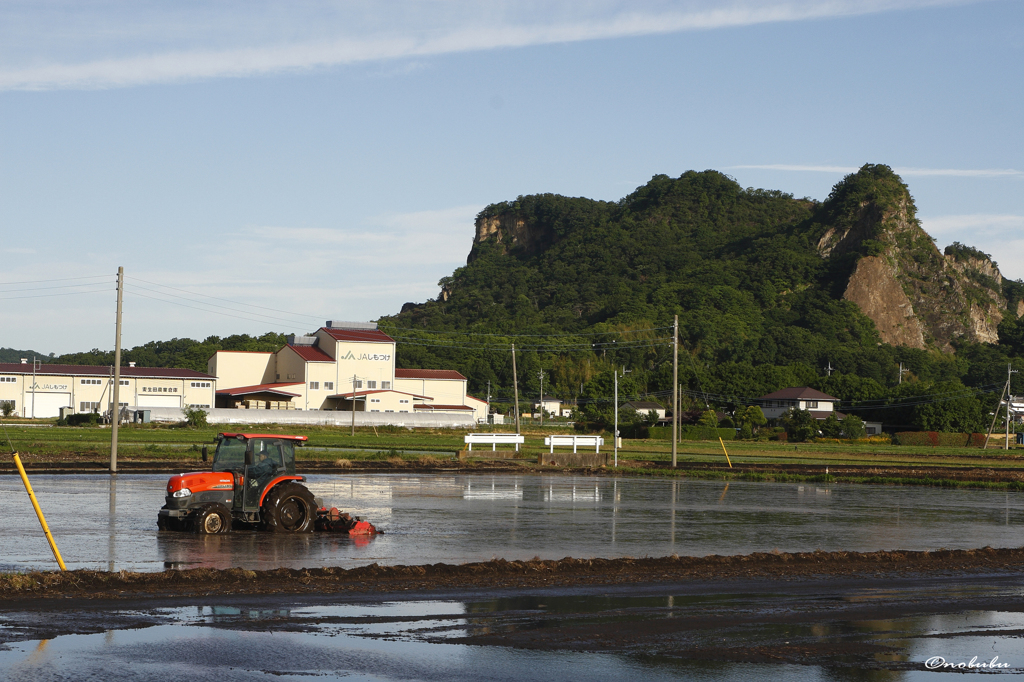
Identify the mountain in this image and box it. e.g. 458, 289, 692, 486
382, 164, 1023, 431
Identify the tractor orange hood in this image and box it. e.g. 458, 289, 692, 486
167, 472, 234, 495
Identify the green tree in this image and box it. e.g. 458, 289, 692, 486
698, 410, 719, 428
841, 414, 866, 439
819, 412, 843, 438
782, 408, 817, 442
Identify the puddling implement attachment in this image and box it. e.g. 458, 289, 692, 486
315, 507, 380, 535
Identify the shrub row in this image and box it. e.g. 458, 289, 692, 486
893, 431, 988, 447
647, 426, 736, 441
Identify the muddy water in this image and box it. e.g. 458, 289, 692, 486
3, 580, 1024, 680
2, 474, 1024, 572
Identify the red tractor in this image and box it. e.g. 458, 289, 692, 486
158, 432, 375, 535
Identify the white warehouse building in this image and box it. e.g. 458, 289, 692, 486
0, 360, 216, 418
208, 322, 487, 422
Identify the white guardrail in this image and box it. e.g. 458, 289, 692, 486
464, 433, 526, 451
544, 435, 604, 453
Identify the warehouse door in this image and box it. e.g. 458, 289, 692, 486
137, 395, 182, 408
25, 393, 71, 418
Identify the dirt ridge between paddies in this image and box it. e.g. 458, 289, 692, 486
4, 547, 1024, 601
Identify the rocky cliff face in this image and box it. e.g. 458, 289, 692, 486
817, 165, 1006, 351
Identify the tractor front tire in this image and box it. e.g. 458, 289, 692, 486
262, 483, 316, 533
193, 503, 232, 534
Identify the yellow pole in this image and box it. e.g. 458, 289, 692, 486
12, 453, 67, 571
718, 437, 733, 468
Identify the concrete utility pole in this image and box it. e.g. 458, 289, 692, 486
1007, 364, 1018, 451
672, 315, 678, 468
614, 366, 631, 468
898, 363, 909, 385
351, 374, 358, 436
110, 266, 124, 474
538, 370, 544, 426
30, 356, 39, 419
486, 380, 491, 424
512, 344, 520, 434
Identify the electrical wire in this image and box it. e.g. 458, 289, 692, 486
0, 274, 111, 286
123, 283, 314, 328
125, 275, 323, 324
0, 287, 112, 301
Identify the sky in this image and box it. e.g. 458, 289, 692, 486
0, 0, 1021, 355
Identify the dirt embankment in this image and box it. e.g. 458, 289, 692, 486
6, 457, 1024, 486
4, 547, 1024, 602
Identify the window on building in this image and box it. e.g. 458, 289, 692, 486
109, 379, 129, 386
370, 398, 380, 403
399, 399, 409, 404
80, 378, 101, 385
806, 401, 818, 409
354, 380, 363, 389
370, 409, 380, 413
0, 377, 16, 383
80, 402, 100, 412
187, 404, 211, 409
325, 382, 334, 391
310, 381, 319, 390
367, 380, 377, 389
287, 373, 296, 380
190, 381, 211, 388
385, 410, 394, 413
400, 410, 409, 413
382, 381, 391, 390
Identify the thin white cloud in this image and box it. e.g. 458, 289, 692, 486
730, 164, 1023, 177
0, 0, 980, 90
920, 214, 1024, 235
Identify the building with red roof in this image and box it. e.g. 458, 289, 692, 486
0, 359, 215, 418
207, 321, 485, 420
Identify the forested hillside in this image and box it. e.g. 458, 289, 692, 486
38, 165, 1024, 432
380, 165, 1024, 431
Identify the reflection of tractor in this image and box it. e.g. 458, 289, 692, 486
158, 432, 377, 536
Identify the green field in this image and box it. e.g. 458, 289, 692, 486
2, 420, 1023, 472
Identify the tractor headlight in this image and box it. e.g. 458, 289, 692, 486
172, 488, 192, 498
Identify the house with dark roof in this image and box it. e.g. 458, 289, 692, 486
208, 322, 485, 420
756, 387, 844, 420
0, 360, 215, 418
622, 400, 666, 421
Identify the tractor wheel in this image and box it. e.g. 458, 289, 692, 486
262, 483, 316, 533
193, 503, 232, 534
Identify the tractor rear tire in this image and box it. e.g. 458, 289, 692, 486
193, 503, 232, 534
262, 483, 316, 533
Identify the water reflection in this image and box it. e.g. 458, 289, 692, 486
3, 474, 1024, 572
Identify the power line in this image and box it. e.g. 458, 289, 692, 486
122, 283, 313, 329
0, 274, 111, 286
125, 276, 323, 323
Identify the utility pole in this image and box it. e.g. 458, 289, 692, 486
486, 380, 491, 425
898, 362, 909, 385
351, 373, 357, 436
1007, 364, 1018, 451
672, 315, 678, 468
538, 370, 545, 426
512, 344, 520, 434
30, 356, 39, 419
614, 366, 631, 468
110, 266, 123, 474
985, 363, 1017, 450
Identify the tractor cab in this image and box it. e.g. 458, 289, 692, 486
159, 432, 313, 534
211, 433, 302, 513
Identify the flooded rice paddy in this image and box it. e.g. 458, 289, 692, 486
1, 473, 1024, 573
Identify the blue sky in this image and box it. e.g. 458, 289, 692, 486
1, 0, 1021, 354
